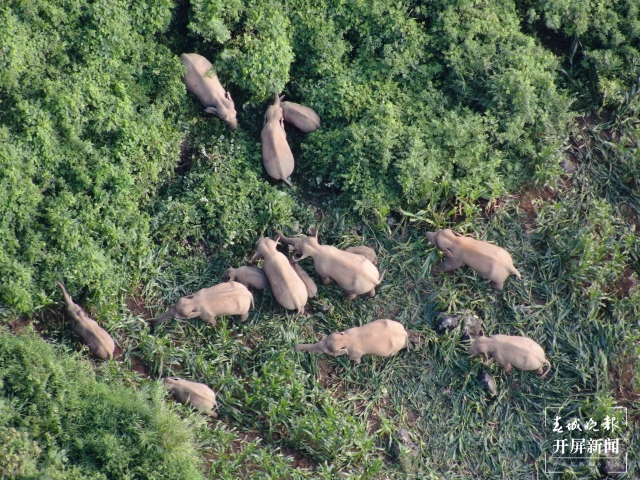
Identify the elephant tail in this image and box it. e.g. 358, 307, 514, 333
541, 360, 552, 378
150, 309, 174, 326
376, 269, 387, 285
283, 177, 293, 187
511, 266, 522, 280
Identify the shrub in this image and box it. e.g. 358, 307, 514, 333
0, 331, 203, 479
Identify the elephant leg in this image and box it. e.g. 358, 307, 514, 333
239, 312, 249, 322
432, 257, 464, 275
349, 353, 363, 364
490, 280, 504, 290
320, 275, 331, 285
366, 287, 376, 298
534, 366, 544, 375
503, 363, 512, 374
345, 292, 357, 300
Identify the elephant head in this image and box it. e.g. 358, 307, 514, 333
205, 92, 237, 130
425, 229, 462, 258
277, 228, 321, 261
294, 331, 349, 356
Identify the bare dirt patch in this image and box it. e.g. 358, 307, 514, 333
8, 317, 31, 334
610, 355, 639, 423
126, 291, 152, 320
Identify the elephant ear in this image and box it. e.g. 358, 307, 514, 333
444, 248, 454, 258
336, 346, 349, 356
204, 106, 218, 115
225, 91, 232, 100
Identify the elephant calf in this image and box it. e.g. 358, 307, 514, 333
280, 100, 320, 133
151, 281, 253, 327
261, 94, 294, 186
345, 246, 377, 265
222, 266, 269, 290
426, 229, 521, 290
57, 282, 115, 360
181, 53, 237, 130
469, 332, 551, 377
295, 319, 408, 364
290, 259, 318, 298
164, 377, 218, 418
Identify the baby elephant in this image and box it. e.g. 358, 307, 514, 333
469, 332, 551, 377
345, 246, 377, 265
57, 282, 115, 360
295, 319, 408, 364
280, 100, 321, 133
151, 281, 253, 327
426, 229, 521, 290
180, 53, 237, 130
222, 266, 269, 290
164, 377, 218, 418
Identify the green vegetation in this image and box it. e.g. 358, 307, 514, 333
1, 0, 639, 478
0, 330, 203, 479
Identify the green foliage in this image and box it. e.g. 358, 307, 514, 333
0, 330, 203, 479
189, 0, 570, 215
0, 0, 184, 314
521, 0, 640, 108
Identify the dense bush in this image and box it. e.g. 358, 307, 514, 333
189, 0, 571, 216
0, 331, 203, 479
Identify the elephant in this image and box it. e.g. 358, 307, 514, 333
294, 319, 408, 364
278, 228, 382, 299
344, 245, 377, 265
261, 93, 295, 186
180, 53, 237, 130
289, 259, 318, 298
163, 377, 218, 418
425, 229, 521, 290
468, 332, 551, 377
150, 281, 253, 327
222, 266, 269, 290
57, 282, 115, 360
280, 100, 321, 133
250, 236, 307, 314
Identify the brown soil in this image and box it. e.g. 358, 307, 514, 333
610, 355, 639, 423
7, 317, 31, 334
126, 290, 153, 320
316, 359, 334, 388
611, 266, 638, 299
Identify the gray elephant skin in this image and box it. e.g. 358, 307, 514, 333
469, 332, 551, 377
222, 266, 269, 290
295, 319, 408, 364
278, 228, 382, 299
289, 259, 318, 298
281, 100, 320, 133
426, 229, 521, 290
164, 377, 218, 418
261, 94, 294, 186
250, 236, 307, 313
180, 53, 237, 130
151, 281, 253, 326
344, 245, 377, 265
57, 282, 115, 360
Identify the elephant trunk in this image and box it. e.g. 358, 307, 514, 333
151, 309, 174, 326
276, 231, 302, 250
57, 282, 75, 310
294, 343, 325, 354
273, 92, 281, 106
